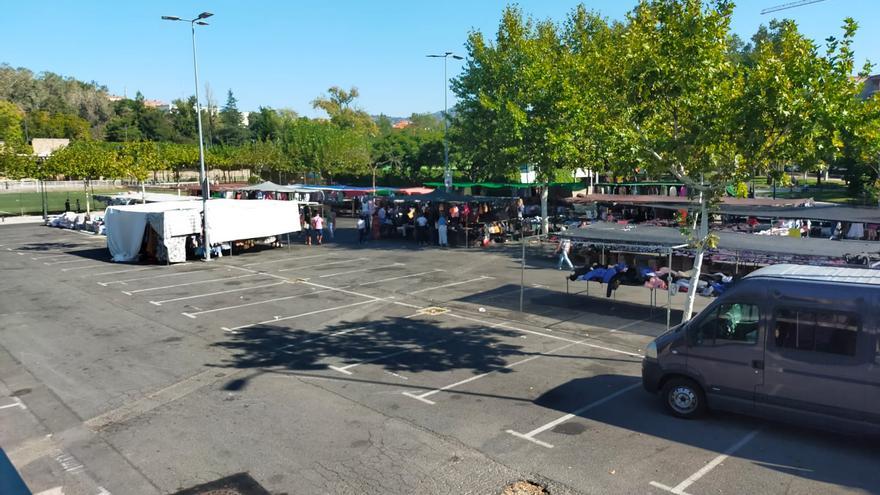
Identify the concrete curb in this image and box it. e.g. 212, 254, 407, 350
0, 216, 45, 225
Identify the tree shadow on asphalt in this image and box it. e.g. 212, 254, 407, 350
208, 314, 637, 393
453, 283, 676, 338
533, 375, 880, 493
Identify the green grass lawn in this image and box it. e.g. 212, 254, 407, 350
755, 182, 867, 204
0, 189, 123, 216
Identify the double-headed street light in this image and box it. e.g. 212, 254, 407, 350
162, 11, 213, 261
427, 52, 463, 192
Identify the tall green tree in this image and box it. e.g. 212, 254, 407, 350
217, 90, 251, 145
169, 96, 199, 143
248, 106, 283, 142
0, 100, 24, 144
312, 86, 378, 136
23, 111, 91, 140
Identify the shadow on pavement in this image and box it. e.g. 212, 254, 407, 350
533, 375, 880, 493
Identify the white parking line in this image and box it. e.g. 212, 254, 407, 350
446, 312, 642, 357
90, 266, 153, 277
0, 397, 26, 411
329, 347, 420, 375
62, 264, 108, 272
358, 269, 444, 286
222, 298, 386, 333
410, 276, 493, 294
122, 273, 262, 295
242, 252, 326, 267
650, 429, 761, 495
182, 288, 335, 318
150, 280, 289, 305
506, 382, 641, 448
278, 257, 368, 273
319, 262, 404, 278
31, 253, 71, 260
403, 339, 584, 405
99, 268, 211, 286
44, 258, 96, 265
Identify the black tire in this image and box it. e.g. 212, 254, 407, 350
661, 377, 707, 419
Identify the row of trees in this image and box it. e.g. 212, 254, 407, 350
0, 64, 448, 182
450, 0, 880, 320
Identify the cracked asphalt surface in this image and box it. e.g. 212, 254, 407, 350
1, 220, 877, 495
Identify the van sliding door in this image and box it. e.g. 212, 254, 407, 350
759, 305, 869, 428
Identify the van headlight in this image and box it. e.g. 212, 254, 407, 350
645, 341, 658, 359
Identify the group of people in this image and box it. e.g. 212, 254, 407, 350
355, 203, 449, 247
355, 198, 519, 248
301, 207, 335, 246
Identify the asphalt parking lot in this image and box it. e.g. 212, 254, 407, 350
1, 220, 878, 495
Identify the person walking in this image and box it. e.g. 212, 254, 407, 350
415, 211, 428, 246
327, 209, 336, 240
303, 209, 312, 245
437, 215, 448, 248
357, 215, 367, 244
311, 211, 325, 245
555, 236, 574, 270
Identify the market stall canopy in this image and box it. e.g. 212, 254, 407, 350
237, 181, 314, 194
104, 199, 301, 262
565, 194, 813, 208
425, 181, 584, 190
94, 191, 198, 205
401, 190, 476, 203
561, 224, 879, 259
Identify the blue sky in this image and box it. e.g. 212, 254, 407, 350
4, 1, 878, 117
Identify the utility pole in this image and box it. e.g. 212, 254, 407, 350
427, 52, 463, 192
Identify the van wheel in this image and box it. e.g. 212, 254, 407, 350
661, 377, 706, 419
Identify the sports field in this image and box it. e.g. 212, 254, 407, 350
0, 189, 121, 216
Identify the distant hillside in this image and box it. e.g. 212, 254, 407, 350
0, 63, 112, 127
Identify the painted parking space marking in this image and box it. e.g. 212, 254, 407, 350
31, 253, 72, 260
149, 280, 289, 306
409, 276, 494, 294
446, 312, 643, 357
402, 339, 585, 405
322, 312, 431, 375
329, 347, 423, 375
506, 383, 641, 448
182, 288, 335, 318
241, 252, 326, 267
649, 429, 761, 495
318, 262, 404, 278
62, 263, 108, 272
357, 269, 444, 286
222, 298, 386, 333
0, 397, 27, 411
277, 257, 368, 273
98, 266, 210, 286
121, 273, 263, 295
44, 258, 98, 265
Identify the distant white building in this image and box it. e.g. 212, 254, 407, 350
860, 74, 880, 100
31, 138, 69, 158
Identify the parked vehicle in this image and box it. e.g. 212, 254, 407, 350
642, 264, 880, 434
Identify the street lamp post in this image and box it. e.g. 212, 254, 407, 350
162, 11, 213, 261
427, 52, 463, 192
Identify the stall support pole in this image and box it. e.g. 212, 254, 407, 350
286, 232, 290, 253
666, 248, 673, 330
520, 235, 526, 312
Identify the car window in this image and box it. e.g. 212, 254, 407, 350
716, 303, 760, 344
688, 307, 718, 347
774, 308, 859, 357
687, 302, 760, 347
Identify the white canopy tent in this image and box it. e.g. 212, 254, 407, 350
105, 199, 301, 262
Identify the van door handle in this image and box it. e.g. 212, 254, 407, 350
751, 360, 764, 370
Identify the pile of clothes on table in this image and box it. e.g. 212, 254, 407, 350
569, 261, 737, 298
